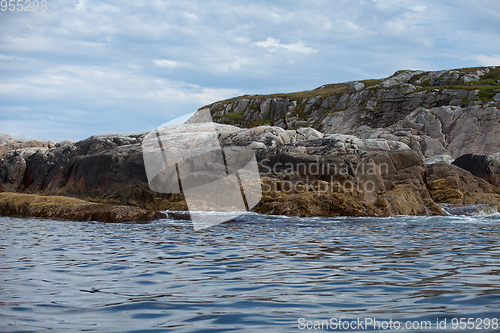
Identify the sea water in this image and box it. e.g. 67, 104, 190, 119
1, 213, 500, 332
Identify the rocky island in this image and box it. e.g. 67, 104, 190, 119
1, 66, 500, 221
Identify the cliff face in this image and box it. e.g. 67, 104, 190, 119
203, 67, 500, 159
0, 133, 187, 211
1, 124, 499, 219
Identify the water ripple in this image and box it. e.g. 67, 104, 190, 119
1, 214, 500, 332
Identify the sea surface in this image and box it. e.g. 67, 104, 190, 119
1, 213, 500, 332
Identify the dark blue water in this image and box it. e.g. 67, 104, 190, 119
1, 213, 500, 332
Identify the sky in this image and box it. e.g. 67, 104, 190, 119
1, 0, 500, 142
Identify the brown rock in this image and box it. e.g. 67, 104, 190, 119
383, 184, 426, 216
425, 162, 500, 210
0, 192, 166, 222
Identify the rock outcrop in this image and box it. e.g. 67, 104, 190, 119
0, 126, 335, 215
252, 133, 439, 217
2, 123, 500, 219
205, 66, 500, 159
0, 133, 70, 158
2, 66, 500, 221
0, 133, 185, 211
452, 154, 500, 186
424, 162, 500, 210
0, 192, 165, 222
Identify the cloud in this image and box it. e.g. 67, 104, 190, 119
76, 0, 85, 11
256, 37, 318, 54
153, 59, 191, 68
475, 54, 500, 66
1, 0, 499, 141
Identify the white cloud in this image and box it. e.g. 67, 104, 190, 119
256, 37, 318, 54
76, 0, 85, 10
153, 59, 191, 68
1, 0, 500, 140
193, 88, 241, 105
475, 54, 500, 66
412, 5, 427, 12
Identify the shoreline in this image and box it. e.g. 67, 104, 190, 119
0, 192, 166, 223
1, 191, 498, 223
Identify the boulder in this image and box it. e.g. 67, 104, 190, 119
424, 162, 500, 210
452, 154, 500, 186
349, 81, 365, 91
254, 134, 439, 216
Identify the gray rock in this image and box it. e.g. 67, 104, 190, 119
323, 134, 411, 153
349, 81, 365, 92
294, 120, 309, 127
296, 127, 324, 141
461, 73, 481, 84
0, 133, 64, 157
441, 204, 498, 216
233, 99, 250, 114
493, 93, 500, 102
381, 71, 423, 88
424, 155, 453, 165
274, 119, 286, 128
452, 153, 500, 186
339, 105, 500, 159
219, 126, 290, 148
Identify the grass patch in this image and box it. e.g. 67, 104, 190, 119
362, 78, 384, 87
251, 118, 275, 127
456, 66, 492, 74
213, 111, 245, 124
211, 83, 351, 107
478, 87, 498, 102
290, 99, 308, 120
412, 86, 437, 94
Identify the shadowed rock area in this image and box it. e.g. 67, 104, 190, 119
452, 154, 500, 186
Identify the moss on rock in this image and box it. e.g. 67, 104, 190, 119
0, 192, 166, 222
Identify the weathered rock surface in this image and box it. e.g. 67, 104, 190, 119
351, 105, 500, 159
252, 133, 445, 216
0, 192, 166, 222
2, 66, 500, 220
424, 162, 500, 210
0, 126, 337, 214
2, 123, 499, 219
0, 133, 185, 211
0, 133, 70, 158
452, 154, 500, 186
204, 66, 500, 159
